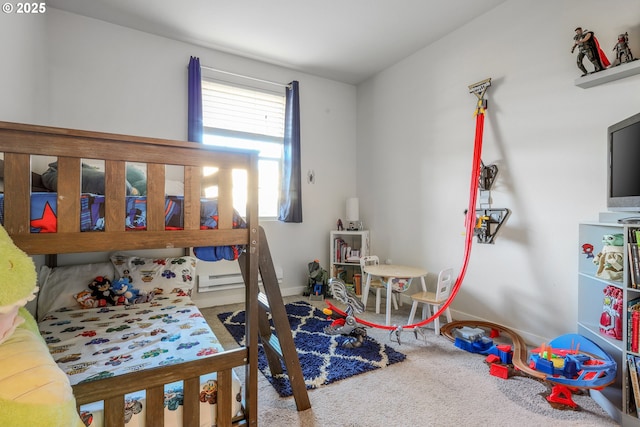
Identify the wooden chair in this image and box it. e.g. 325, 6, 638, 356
407, 268, 454, 334
360, 255, 398, 314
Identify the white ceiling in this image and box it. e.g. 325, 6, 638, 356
47, 0, 507, 85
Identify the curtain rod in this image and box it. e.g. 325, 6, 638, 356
201, 65, 290, 89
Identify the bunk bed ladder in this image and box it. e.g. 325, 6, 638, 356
238, 226, 311, 411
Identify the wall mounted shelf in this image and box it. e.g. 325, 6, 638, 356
575, 59, 640, 88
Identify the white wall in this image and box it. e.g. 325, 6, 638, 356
357, 0, 640, 342
0, 11, 47, 123
2, 9, 357, 306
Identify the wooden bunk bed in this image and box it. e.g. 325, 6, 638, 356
0, 121, 260, 427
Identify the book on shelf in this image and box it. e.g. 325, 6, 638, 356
628, 297, 640, 352
628, 354, 640, 417
631, 309, 640, 353
333, 238, 345, 262
333, 238, 361, 263
341, 245, 349, 263
629, 228, 640, 289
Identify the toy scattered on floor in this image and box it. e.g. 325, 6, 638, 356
441, 321, 617, 410
528, 334, 616, 409
451, 326, 520, 379
571, 27, 610, 76
611, 32, 635, 66
453, 326, 511, 362
322, 278, 367, 348
306, 259, 330, 300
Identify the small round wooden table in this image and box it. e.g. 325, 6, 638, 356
362, 264, 428, 325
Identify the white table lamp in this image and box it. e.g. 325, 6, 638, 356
346, 197, 362, 230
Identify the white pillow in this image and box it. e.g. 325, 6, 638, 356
110, 254, 196, 296
37, 262, 116, 319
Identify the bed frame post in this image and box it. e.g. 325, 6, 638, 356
241, 152, 260, 426
238, 226, 311, 413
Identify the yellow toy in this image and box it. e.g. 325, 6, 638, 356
0, 224, 83, 427
0, 223, 37, 343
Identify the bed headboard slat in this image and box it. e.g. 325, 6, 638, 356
146, 163, 166, 232
217, 168, 234, 230
183, 166, 201, 231
56, 157, 81, 233
3, 153, 30, 235
104, 160, 127, 231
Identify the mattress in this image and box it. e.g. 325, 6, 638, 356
38, 296, 243, 426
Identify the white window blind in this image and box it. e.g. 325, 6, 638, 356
202, 80, 285, 138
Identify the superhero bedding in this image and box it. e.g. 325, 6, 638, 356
0, 193, 246, 261
36, 256, 243, 427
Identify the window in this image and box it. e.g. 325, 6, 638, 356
201, 79, 285, 218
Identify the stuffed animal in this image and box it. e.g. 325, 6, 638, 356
73, 289, 99, 309
110, 278, 138, 305
88, 276, 115, 307
41, 161, 145, 195
126, 164, 147, 196
0, 223, 84, 426
0, 224, 38, 343
110, 277, 141, 305
199, 379, 218, 404
594, 234, 625, 281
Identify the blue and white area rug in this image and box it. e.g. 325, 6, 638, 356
217, 300, 406, 397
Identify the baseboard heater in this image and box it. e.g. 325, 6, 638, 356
198, 267, 283, 293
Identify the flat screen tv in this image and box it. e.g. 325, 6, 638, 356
608, 112, 640, 212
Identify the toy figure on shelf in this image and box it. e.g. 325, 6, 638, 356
593, 234, 624, 282
599, 285, 623, 340
611, 32, 635, 66
571, 27, 610, 76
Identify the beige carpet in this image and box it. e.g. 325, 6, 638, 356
201, 296, 619, 427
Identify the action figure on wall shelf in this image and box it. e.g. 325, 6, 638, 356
611, 32, 635, 67
571, 27, 610, 76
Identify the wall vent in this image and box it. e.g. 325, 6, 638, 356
198, 267, 283, 293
